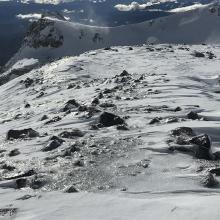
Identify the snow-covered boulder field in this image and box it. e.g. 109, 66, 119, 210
1, 44, 220, 219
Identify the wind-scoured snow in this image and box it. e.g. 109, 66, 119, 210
1, 44, 220, 219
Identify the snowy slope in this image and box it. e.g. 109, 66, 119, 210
7, 2, 220, 68
1, 44, 220, 219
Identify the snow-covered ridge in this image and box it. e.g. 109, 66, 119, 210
1, 44, 220, 219
169, 3, 210, 12
7, 2, 220, 69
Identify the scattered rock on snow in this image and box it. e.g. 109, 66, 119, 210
4, 169, 36, 180
192, 51, 205, 58
189, 134, 211, 159
45, 116, 62, 125
149, 117, 161, 125
16, 178, 28, 189
59, 130, 84, 139
8, 149, 20, 157
202, 172, 218, 188
187, 111, 201, 120
42, 140, 62, 152
0, 208, 18, 217
6, 128, 39, 140
40, 115, 49, 121
99, 112, 125, 127
64, 185, 78, 193
117, 124, 129, 131
30, 175, 48, 189
62, 99, 80, 112
170, 127, 195, 137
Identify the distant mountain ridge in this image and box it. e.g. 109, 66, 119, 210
6, 2, 220, 69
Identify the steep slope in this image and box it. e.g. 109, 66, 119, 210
7, 2, 220, 68
1, 44, 220, 219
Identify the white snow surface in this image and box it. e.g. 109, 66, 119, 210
169, 3, 209, 12
1, 44, 220, 219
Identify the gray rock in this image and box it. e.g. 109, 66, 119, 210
8, 149, 20, 157
6, 128, 39, 140
59, 130, 84, 139
42, 140, 62, 152
99, 112, 125, 127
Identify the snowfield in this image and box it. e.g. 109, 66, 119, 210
1, 44, 220, 219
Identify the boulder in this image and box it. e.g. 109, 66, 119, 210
170, 127, 195, 137
7, 128, 39, 140
8, 149, 20, 157
42, 140, 62, 152
187, 111, 200, 120
99, 112, 125, 127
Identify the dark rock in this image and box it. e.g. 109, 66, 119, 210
166, 117, 179, 124
99, 112, 125, 127
63, 99, 80, 112
40, 115, 48, 121
210, 168, 220, 176
189, 134, 211, 159
117, 124, 129, 131
78, 105, 88, 112
91, 98, 100, 105
90, 124, 99, 130
187, 111, 200, 120
98, 92, 104, 99
36, 91, 44, 98
26, 19, 63, 49
42, 140, 62, 152
137, 159, 150, 168
73, 159, 84, 166
59, 129, 84, 139
171, 127, 195, 137
30, 176, 47, 189
24, 103, 31, 108
206, 51, 216, 59
16, 178, 28, 189
103, 88, 114, 94
149, 117, 161, 125
120, 70, 130, 77
99, 102, 116, 108
67, 83, 75, 89
65, 185, 78, 193
0, 208, 18, 217
193, 51, 205, 58
16, 194, 36, 200
4, 169, 36, 180
104, 47, 111, 50
45, 116, 62, 125
202, 172, 218, 188
23, 77, 34, 88
49, 136, 65, 143
62, 144, 80, 157
174, 106, 182, 112
8, 149, 20, 157
213, 151, 220, 160
6, 128, 39, 140
1, 164, 16, 171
